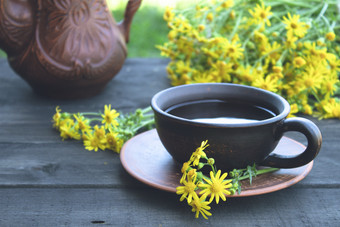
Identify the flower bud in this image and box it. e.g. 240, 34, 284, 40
230, 10, 236, 19
317, 38, 325, 46
198, 162, 205, 170
206, 13, 214, 22
325, 32, 335, 41
181, 162, 190, 173
272, 32, 279, 37
229, 188, 236, 195
246, 42, 255, 50
207, 158, 215, 165
188, 169, 197, 178
168, 30, 177, 40
273, 66, 283, 73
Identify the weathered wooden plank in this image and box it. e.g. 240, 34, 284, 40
0, 187, 339, 226
0, 141, 338, 187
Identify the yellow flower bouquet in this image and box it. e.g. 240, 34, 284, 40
52, 105, 154, 153
158, 0, 340, 119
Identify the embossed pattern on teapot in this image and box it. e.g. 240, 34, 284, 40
0, 0, 142, 98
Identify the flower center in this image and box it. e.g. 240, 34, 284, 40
326, 82, 333, 92
79, 121, 86, 130
304, 78, 314, 88
191, 200, 201, 210
91, 137, 100, 147
261, 84, 269, 90
290, 23, 298, 29
210, 182, 223, 193
295, 58, 305, 66
243, 74, 252, 82
185, 182, 196, 193
107, 136, 115, 145
105, 115, 112, 123
228, 47, 235, 53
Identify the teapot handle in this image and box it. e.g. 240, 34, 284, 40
118, 0, 142, 43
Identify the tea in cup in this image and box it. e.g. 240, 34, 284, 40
151, 83, 322, 170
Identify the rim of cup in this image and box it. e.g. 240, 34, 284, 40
151, 83, 291, 128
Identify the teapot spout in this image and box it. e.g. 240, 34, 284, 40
117, 0, 142, 43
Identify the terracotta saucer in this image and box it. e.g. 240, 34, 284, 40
120, 129, 313, 197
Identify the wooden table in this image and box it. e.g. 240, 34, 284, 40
0, 58, 339, 226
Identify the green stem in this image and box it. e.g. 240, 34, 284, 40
229, 10, 243, 41
311, 89, 322, 103
141, 106, 153, 114
77, 112, 101, 116
316, 3, 328, 21
278, 49, 289, 64
131, 119, 155, 132
89, 118, 103, 123
238, 167, 279, 181
141, 113, 154, 119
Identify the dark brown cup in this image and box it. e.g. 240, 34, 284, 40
151, 83, 322, 170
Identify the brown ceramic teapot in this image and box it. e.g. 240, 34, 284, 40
0, 0, 141, 98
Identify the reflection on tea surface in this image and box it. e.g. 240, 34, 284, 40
192, 117, 259, 124
166, 99, 275, 123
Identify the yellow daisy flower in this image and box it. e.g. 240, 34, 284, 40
101, 105, 119, 129
189, 196, 212, 219
253, 75, 279, 93
263, 41, 282, 65
326, 53, 340, 73
189, 140, 208, 166
293, 56, 306, 68
321, 74, 339, 96
180, 161, 192, 184
176, 174, 199, 204
221, 0, 234, 8
325, 32, 336, 41
94, 125, 106, 140
52, 106, 62, 129
285, 35, 298, 50
236, 65, 258, 83
223, 39, 244, 60
74, 114, 91, 133
83, 132, 106, 152
105, 130, 123, 153
322, 99, 340, 119
298, 65, 326, 92
197, 24, 205, 32
211, 61, 233, 82
248, 3, 273, 26
59, 119, 81, 141
287, 103, 299, 118
303, 41, 319, 56
163, 7, 174, 22
282, 13, 308, 38
206, 12, 214, 22
175, 60, 191, 74
199, 170, 232, 204
191, 72, 215, 84
303, 104, 313, 115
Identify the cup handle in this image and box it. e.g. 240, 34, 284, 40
261, 117, 322, 168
